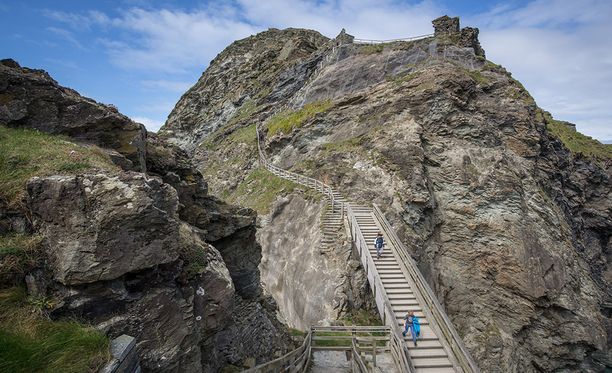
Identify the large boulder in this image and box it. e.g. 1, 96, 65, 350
0, 59, 147, 170
27, 173, 180, 285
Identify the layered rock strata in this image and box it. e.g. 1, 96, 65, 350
161, 17, 611, 372
0, 59, 293, 372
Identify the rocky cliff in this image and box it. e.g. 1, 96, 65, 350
0, 59, 293, 372
161, 16, 611, 372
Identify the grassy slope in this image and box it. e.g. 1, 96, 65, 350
0, 126, 114, 371
0, 125, 119, 207
0, 234, 42, 285
266, 100, 332, 137
0, 287, 109, 373
540, 111, 612, 160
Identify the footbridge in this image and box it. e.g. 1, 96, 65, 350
250, 123, 478, 372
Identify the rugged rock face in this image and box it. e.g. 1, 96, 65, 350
0, 60, 294, 372
161, 16, 611, 372
258, 193, 371, 329
161, 28, 329, 150
0, 59, 146, 171
27, 173, 180, 285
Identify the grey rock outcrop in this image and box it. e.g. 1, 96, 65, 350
0, 59, 294, 372
160, 18, 610, 372
432, 15, 460, 35
27, 173, 180, 285
160, 28, 329, 150
0, 59, 146, 171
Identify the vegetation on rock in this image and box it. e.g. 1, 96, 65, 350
0, 126, 118, 206
540, 111, 612, 160
266, 100, 332, 137
225, 168, 302, 214
0, 287, 109, 373
0, 234, 42, 285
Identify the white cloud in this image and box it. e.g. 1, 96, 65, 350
141, 79, 192, 92
46, 26, 87, 50
42, 0, 612, 141
131, 116, 164, 132
473, 0, 612, 141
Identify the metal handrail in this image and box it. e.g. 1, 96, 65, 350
244, 331, 312, 372
372, 204, 479, 373
353, 33, 434, 44
256, 123, 342, 213
351, 338, 369, 373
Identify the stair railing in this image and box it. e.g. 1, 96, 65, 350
353, 33, 434, 44
373, 204, 480, 373
256, 123, 342, 214
244, 330, 312, 373
346, 204, 414, 372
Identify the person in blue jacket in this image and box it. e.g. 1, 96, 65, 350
374, 232, 385, 259
402, 311, 420, 346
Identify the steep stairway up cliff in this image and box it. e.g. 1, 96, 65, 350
351, 206, 454, 372
253, 122, 479, 372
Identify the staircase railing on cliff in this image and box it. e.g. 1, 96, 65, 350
255, 124, 342, 214
353, 33, 433, 44
347, 204, 414, 372
244, 330, 313, 373
373, 204, 480, 373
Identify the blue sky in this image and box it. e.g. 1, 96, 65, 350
1, 0, 610, 142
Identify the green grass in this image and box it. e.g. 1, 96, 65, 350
0, 126, 118, 207
341, 309, 383, 327
466, 69, 490, 86
227, 123, 257, 146
359, 44, 384, 55
0, 234, 43, 285
539, 111, 612, 160
225, 168, 301, 214
321, 136, 365, 153
0, 287, 110, 373
266, 100, 332, 137
387, 71, 420, 86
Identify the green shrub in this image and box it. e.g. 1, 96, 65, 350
0, 234, 43, 284
0, 287, 110, 373
0, 126, 118, 207
226, 168, 301, 214
266, 101, 332, 137
359, 44, 384, 55
541, 111, 612, 160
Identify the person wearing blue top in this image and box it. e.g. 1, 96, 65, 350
374, 232, 385, 259
402, 311, 420, 346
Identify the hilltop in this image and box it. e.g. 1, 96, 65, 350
161, 16, 611, 372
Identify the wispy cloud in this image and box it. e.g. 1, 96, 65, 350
42, 9, 111, 30
40, 0, 612, 140
44, 58, 83, 71
46, 26, 87, 50
131, 116, 164, 132
141, 79, 192, 92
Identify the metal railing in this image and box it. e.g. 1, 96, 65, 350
373, 204, 480, 373
353, 33, 434, 44
255, 123, 342, 214
244, 331, 313, 373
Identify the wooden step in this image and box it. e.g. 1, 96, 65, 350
406, 339, 443, 349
